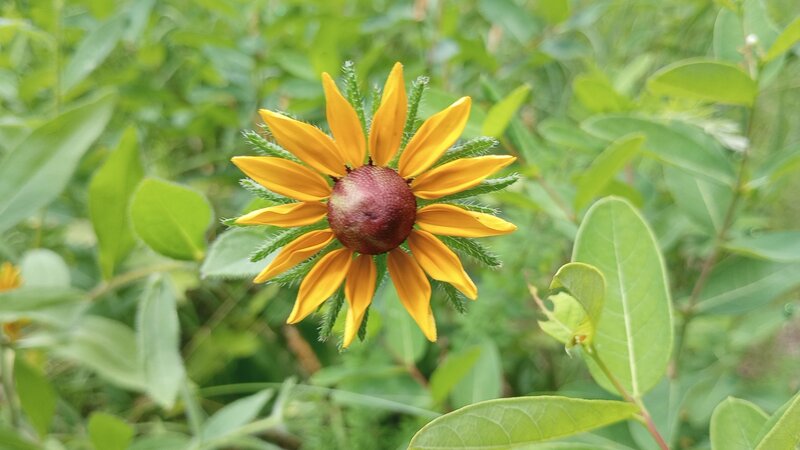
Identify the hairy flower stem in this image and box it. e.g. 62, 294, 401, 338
586, 344, 669, 450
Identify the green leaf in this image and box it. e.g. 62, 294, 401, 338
201, 228, 270, 279
0, 287, 87, 326
574, 134, 643, 210
550, 261, 606, 335
450, 341, 502, 408
439, 236, 502, 268
0, 426, 40, 450
409, 396, 638, 449
763, 17, 800, 61
537, 292, 593, 348
88, 412, 134, 450
573, 73, 630, 113
62, 15, 125, 92
198, 390, 273, 443
663, 166, 733, 235
535, 0, 570, 24
89, 126, 144, 279
131, 178, 213, 261
648, 59, 757, 105
714, 8, 745, 62
429, 346, 482, 406
18, 249, 70, 288
0, 92, 115, 233
137, 275, 185, 409
710, 397, 769, 450
755, 391, 800, 450
573, 197, 673, 398
725, 231, 800, 262
14, 359, 56, 437
696, 257, 800, 315
383, 288, 427, 365
481, 84, 531, 138
582, 115, 735, 185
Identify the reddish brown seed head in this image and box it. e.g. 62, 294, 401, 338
327, 165, 416, 255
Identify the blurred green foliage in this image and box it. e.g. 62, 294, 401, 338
1, 0, 800, 449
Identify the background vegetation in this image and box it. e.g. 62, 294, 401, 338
1, 0, 799, 449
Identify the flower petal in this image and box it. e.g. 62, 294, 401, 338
411, 155, 516, 199
343, 254, 376, 348
287, 248, 353, 324
322, 72, 366, 168
416, 204, 517, 237
407, 229, 477, 300
235, 202, 328, 227
259, 109, 347, 177
253, 229, 334, 283
398, 97, 471, 178
387, 249, 436, 342
368, 62, 407, 166
0, 262, 22, 291
232, 156, 331, 201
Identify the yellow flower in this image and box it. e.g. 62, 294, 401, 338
0, 262, 27, 341
233, 63, 516, 347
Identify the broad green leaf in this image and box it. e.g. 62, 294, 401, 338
582, 115, 735, 185
481, 84, 531, 138
663, 166, 733, 235
14, 358, 56, 437
62, 15, 125, 92
725, 231, 800, 262
131, 178, 213, 261
53, 316, 146, 391
573, 73, 630, 113
764, 17, 800, 61
535, 0, 570, 24
409, 396, 638, 450
550, 261, 606, 333
743, 0, 780, 50
383, 287, 427, 365
136, 275, 185, 409
450, 341, 502, 408
89, 126, 144, 279
696, 257, 800, 315
537, 292, 592, 348
0, 92, 115, 233
18, 249, 70, 288
574, 134, 643, 210
198, 390, 273, 443
0, 287, 88, 326
0, 426, 40, 450
714, 8, 745, 62
429, 346, 482, 406
573, 197, 673, 398
755, 391, 800, 450
88, 412, 134, 450
201, 228, 270, 279
710, 397, 769, 450
648, 59, 757, 106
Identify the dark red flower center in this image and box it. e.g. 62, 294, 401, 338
327, 165, 416, 255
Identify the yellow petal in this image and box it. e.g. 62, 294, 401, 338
259, 109, 347, 177
322, 72, 366, 168
368, 62, 407, 166
0, 262, 22, 291
398, 97, 471, 178
253, 229, 334, 283
343, 254, 376, 348
235, 202, 328, 227
232, 156, 331, 201
416, 204, 517, 237
407, 230, 477, 300
287, 248, 353, 324
411, 155, 516, 199
387, 249, 436, 342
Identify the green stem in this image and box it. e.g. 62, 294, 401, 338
181, 381, 204, 438
88, 261, 190, 301
0, 342, 21, 429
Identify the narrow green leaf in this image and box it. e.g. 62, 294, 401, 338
383, 288, 427, 365
436, 137, 498, 167
0, 287, 87, 326
409, 396, 638, 449
14, 359, 56, 437
88, 413, 134, 450
89, 126, 144, 279
429, 346, 482, 406
714, 8, 745, 62
663, 166, 733, 235
725, 231, 800, 262
136, 275, 185, 409
19, 249, 70, 288
131, 178, 213, 261
450, 341, 502, 408
710, 397, 769, 450
573, 197, 673, 398
755, 391, 800, 450
763, 17, 800, 61
202, 228, 269, 279
402, 76, 429, 149
434, 174, 520, 202
241, 130, 298, 162
481, 84, 531, 138
574, 134, 643, 210
342, 60, 367, 134
648, 59, 757, 105
239, 178, 294, 205
62, 15, 125, 91
439, 236, 502, 268
0, 92, 115, 233
199, 390, 273, 443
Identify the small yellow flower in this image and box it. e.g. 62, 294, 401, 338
0, 262, 27, 341
233, 63, 516, 346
